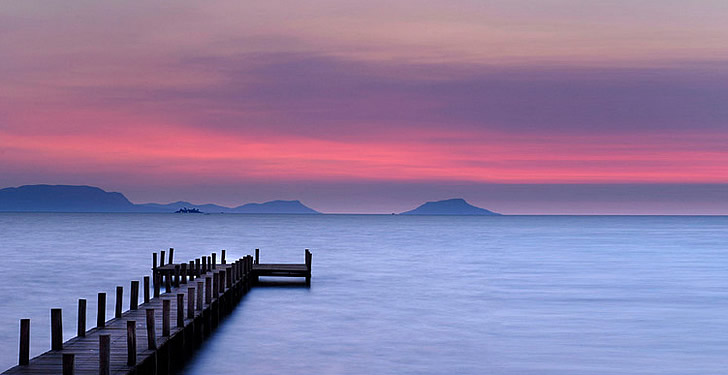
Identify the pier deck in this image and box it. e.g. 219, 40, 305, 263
2, 248, 312, 375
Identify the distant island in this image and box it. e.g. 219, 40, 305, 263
400, 198, 500, 215
0, 185, 321, 214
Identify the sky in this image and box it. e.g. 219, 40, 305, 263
1, 1, 727, 214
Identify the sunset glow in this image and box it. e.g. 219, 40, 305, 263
2, 1, 727, 213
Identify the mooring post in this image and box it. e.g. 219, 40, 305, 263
226, 267, 232, 290
168, 247, 174, 264
99, 334, 110, 375
221, 249, 226, 264
255, 248, 259, 264
306, 249, 312, 286
177, 294, 184, 328
19, 319, 29, 366
63, 353, 74, 375
201, 257, 206, 273
127, 320, 136, 366
174, 265, 180, 288
165, 271, 172, 294
189, 260, 195, 281
115, 286, 123, 319
212, 253, 217, 269
194, 282, 203, 312
77, 298, 86, 337
153, 252, 158, 270
51, 308, 63, 350
97, 292, 106, 328
205, 277, 212, 305
162, 299, 170, 336
144, 276, 150, 303
154, 272, 161, 298
131, 280, 139, 310
145, 309, 156, 350
196, 258, 201, 277
212, 272, 219, 299
160, 250, 166, 266
188, 287, 195, 319
181, 263, 187, 284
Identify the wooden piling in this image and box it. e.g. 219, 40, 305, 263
221, 249, 226, 264
145, 309, 156, 350
162, 299, 170, 336
165, 272, 171, 294
62, 353, 74, 375
177, 294, 184, 328
99, 335, 110, 375
212, 272, 219, 299
127, 321, 136, 366
255, 248, 259, 264
181, 263, 187, 284
196, 282, 204, 311
130, 280, 139, 310
97, 293, 106, 328
77, 299, 86, 337
153, 252, 157, 270
18, 319, 29, 366
195, 258, 201, 277
174, 265, 180, 288
212, 253, 216, 269
205, 277, 212, 305
51, 308, 63, 350
144, 276, 150, 303
188, 261, 195, 281
187, 287, 195, 319
168, 248, 174, 264
160, 250, 166, 266
115, 286, 123, 319
201, 257, 207, 273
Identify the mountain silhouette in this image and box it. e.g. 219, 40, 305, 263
400, 198, 500, 215
0, 185, 320, 214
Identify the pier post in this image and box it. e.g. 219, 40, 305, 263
77, 299, 86, 337
196, 258, 201, 277
160, 250, 165, 266
115, 286, 123, 319
221, 249, 226, 264
177, 294, 184, 328
153, 252, 158, 270
188, 287, 195, 319
51, 308, 63, 350
168, 247, 174, 264
63, 353, 74, 375
174, 265, 180, 288
145, 309, 156, 350
181, 263, 187, 284
202, 257, 207, 273
197, 281, 204, 310
97, 292, 106, 328
212, 253, 216, 269
154, 272, 160, 298
226, 267, 232, 289
306, 249, 312, 286
165, 271, 171, 294
163, 299, 170, 336
131, 280, 139, 310
189, 261, 195, 281
144, 276, 150, 303
212, 272, 219, 299
19, 319, 29, 365
127, 320, 136, 366
255, 248, 259, 264
99, 334, 110, 375
205, 277, 212, 305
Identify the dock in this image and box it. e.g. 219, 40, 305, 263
2, 248, 312, 375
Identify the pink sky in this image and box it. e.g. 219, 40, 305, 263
1, 1, 727, 213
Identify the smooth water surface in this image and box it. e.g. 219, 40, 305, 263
0, 214, 726, 374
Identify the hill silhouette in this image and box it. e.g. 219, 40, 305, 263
400, 198, 500, 215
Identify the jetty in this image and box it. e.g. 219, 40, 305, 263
2, 248, 312, 375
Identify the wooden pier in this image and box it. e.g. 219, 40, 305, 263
2, 248, 312, 375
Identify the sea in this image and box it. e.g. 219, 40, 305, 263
0, 213, 726, 374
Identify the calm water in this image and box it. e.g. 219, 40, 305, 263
0, 213, 726, 374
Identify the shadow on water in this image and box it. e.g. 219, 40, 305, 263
255, 278, 311, 288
